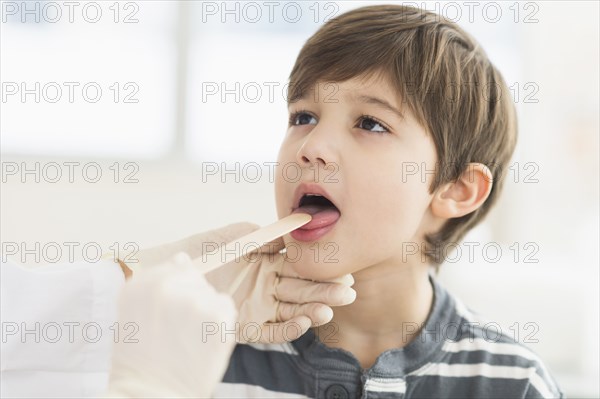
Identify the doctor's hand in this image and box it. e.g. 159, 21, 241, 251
125, 222, 356, 344
200, 222, 356, 344
104, 253, 236, 399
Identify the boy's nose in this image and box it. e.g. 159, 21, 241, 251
295, 126, 338, 171
298, 154, 326, 169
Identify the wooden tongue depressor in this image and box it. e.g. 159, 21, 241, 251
198, 213, 312, 295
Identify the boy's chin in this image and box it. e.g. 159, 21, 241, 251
286, 258, 347, 282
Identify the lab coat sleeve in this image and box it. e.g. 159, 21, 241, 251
0, 258, 125, 398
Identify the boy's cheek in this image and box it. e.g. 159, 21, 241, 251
273, 174, 290, 218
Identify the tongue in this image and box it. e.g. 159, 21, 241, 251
292, 205, 340, 230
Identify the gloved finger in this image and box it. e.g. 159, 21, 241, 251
277, 302, 333, 326
279, 260, 354, 286
324, 273, 355, 286
276, 277, 357, 306
253, 316, 312, 344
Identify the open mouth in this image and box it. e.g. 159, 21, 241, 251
292, 193, 341, 231
298, 193, 337, 212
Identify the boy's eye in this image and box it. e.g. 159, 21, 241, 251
289, 112, 317, 126
358, 116, 389, 133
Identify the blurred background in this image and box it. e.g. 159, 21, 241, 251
1, 1, 598, 397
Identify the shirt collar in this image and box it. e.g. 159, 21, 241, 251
291, 273, 458, 377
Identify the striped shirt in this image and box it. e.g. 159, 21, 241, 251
213, 275, 564, 398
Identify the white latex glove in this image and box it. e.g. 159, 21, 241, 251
124, 222, 356, 344
103, 253, 237, 399
200, 229, 355, 344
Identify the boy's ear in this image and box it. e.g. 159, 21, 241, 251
431, 163, 493, 219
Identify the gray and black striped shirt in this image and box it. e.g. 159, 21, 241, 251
214, 275, 564, 398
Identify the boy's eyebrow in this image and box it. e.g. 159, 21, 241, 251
356, 95, 405, 120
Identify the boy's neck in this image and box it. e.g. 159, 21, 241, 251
313, 260, 434, 369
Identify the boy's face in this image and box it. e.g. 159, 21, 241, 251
274, 73, 439, 281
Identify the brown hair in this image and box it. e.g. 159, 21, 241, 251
287, 4, 518, 269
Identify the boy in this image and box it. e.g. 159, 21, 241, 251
213, 4, 564, 398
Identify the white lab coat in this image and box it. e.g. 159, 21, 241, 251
0, 259, 125, 398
